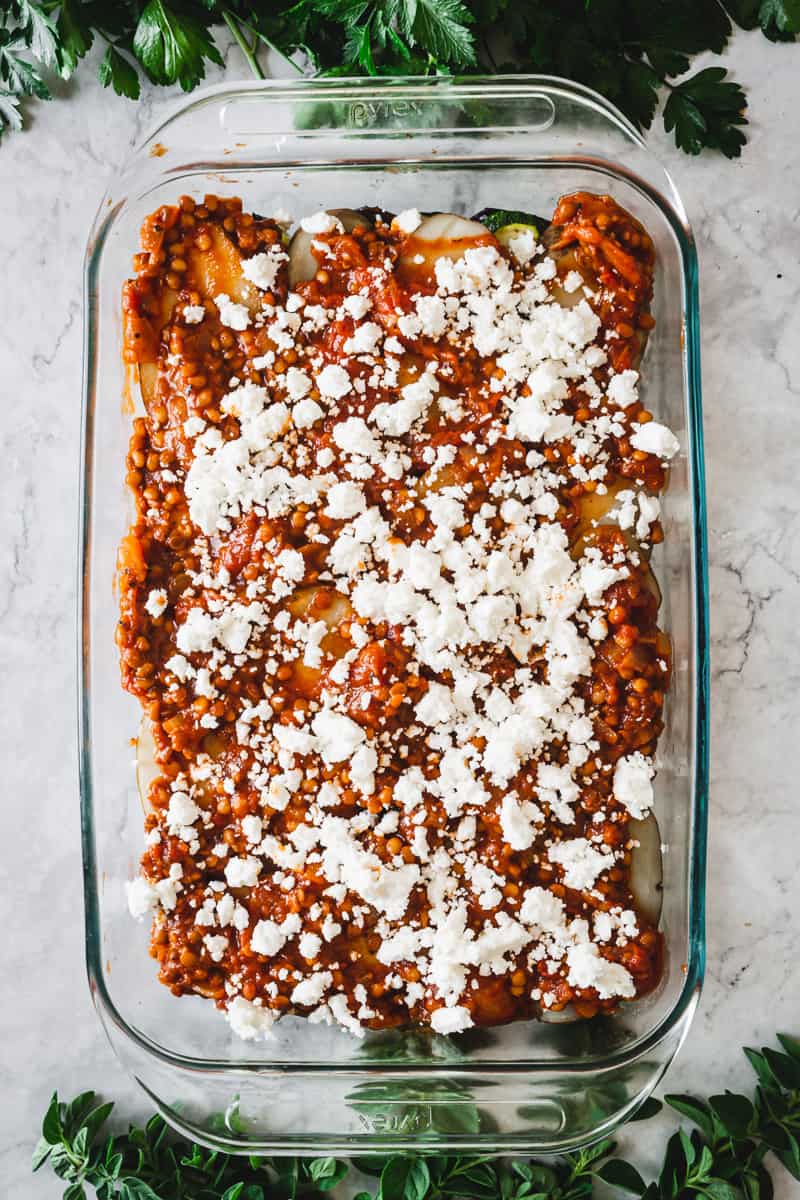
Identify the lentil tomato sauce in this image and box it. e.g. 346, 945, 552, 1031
118, 193, 672, 1040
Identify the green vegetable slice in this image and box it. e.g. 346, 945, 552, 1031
472, 208, 549, 236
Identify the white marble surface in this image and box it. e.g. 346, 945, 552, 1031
2, 30, 799, 1197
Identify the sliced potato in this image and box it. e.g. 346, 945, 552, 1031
286, 586, 355, 697
138, 361, 159, 409
628, 811, 663, 927
570, 484, 662, 608
286, 585, 353, 630
399, 213, 490, 275
538, 811, 662, 1024
187, 223, 260, 313
540, 1005, 580, 1024
571, 479, 633, 554
136, 715, 159, 814
288, 209, 372, 286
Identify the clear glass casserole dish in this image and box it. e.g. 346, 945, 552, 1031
79, 75, 709, 1155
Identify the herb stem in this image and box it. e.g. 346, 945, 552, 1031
480, 33, 498, 73
240, 18, 306, 77
222, 10, 265, 80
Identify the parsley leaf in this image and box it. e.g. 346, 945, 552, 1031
15, 0, 61, 71
0, 0, 796, 152
0, 31, 51, 99
98, 45, 141, 100
664, 66, 748, 156
133, 0, 223, 90
56, 0, 95, 78
617, 59, 661, 131
757, 0, 800, 38
409, 0, 477, 66
0, 86, 23, 134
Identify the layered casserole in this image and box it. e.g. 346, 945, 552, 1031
118, 192, 677, 1040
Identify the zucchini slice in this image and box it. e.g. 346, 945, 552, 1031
472, 207, 549, 236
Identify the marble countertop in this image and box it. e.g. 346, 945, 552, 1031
2, 30, 799, 1197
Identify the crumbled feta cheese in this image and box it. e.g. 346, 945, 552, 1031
214, 293, 251, 330
613, 753, 655, 819
144, 588, 168, 618
227, 996, 275, 1040
630, 421, 680, 459
300, 212, 343, 234
126, 876, 158, 920
242, 246, 287, 291
393, 208, 422, 234
293, 398, 324, 428
317, 363, 352, 399
430, 1005, 473, 1034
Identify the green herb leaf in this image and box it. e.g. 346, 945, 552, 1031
31, 1136, 53, 1172
117, 1180, 163, 1199
757, 0, 800, 38
702, 1181, 745, 1200
630, 1096, 663, 1122
98, 46, 141, 98
378, 1156, 430, 1200
779, 1140, 800, 1181
133, 0, 222, 90
745, 1047, 776, 1088
618, 59, 661, 131
667, 1093, 715, 1137
0, 42, 51, 100
663, 67, 748, 156
762, 1047, 800, 1089
308, 1157, 349, 1190
16, 0, 60, 69
41, 1093, 63, 1145
56, 0, 94, 77
709, 1092, 756, 1138
596, 1158, 647, 1194
409, 0, 476, 65
777, 1033, 800, 1062
221, 1184, 245, 1200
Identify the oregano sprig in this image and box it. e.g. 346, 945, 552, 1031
32, 1034, 800, 1200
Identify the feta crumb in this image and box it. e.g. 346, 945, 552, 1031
343, 293, 371, 319
293, 398, 324, 428
214, 293, 251, 331
430, 1005, 474, 1034
242, 247, 287, 291
393, 208, 422, 234
300, 212, 344, 234
317, 363, 352, 399
227, 996, 275, 1040
144, 588, 168, 619
126, 876, 157, 920
613, 753, 655, 819
630, 421, 680, 459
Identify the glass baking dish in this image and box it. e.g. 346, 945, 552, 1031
79, 75, 709, 1155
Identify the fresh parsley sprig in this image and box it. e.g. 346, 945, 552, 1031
0, 1, 798, 154
32, 1035, 800, 1200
